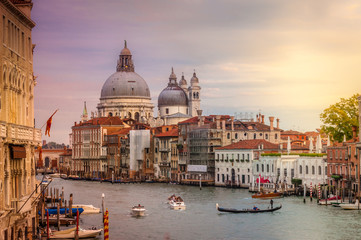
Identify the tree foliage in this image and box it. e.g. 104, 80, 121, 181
320, 94, 359, 142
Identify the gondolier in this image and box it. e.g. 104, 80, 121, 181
270, 199, 274, 209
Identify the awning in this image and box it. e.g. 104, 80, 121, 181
11, 146, 26, 159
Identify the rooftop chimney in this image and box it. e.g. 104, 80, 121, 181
352, 125, 357, 141
269, 116, 274, 131
216, 115, 221, 129
276, 118, 279, 129
230, 116, 234, 131
261, 115, 265, 124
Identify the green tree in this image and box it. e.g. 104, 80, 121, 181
320, 94, 359, 142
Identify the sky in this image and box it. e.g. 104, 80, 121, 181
31, 0, 361, 145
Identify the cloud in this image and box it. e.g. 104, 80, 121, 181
31, 0, 361, 144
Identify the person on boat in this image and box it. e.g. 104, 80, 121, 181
270, 199, 274, 209
253, 205, 259, 211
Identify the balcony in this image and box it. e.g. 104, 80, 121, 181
1, 121, 41, 143
159, 147, 170, 152
159, 161, 170, 167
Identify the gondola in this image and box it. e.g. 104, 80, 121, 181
216, 203, 282, 213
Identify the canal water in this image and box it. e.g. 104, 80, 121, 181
45, 177, 361, 240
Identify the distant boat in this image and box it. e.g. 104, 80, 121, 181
216, 203, 282, 213
132, 205, 146, 217
252, 192, 283, 199
49, 173, 61, 178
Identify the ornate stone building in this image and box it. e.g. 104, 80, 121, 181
0, 0, 41, 238
97, 41, 154, 122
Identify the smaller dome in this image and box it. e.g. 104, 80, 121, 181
121, 47, 131, 55
120, 40, 131, 55
190, 72, 199, 84
158, 86, 188, 107
179, 73, 187, 86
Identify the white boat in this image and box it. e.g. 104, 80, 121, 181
49, 227, 102, 239
49, 173, 61, 178
170, 200, 186, 210
72, 204, 100, 214
340, 200, 361, 210
132, 205, 146, 216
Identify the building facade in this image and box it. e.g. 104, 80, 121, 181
0, 0, 41, 238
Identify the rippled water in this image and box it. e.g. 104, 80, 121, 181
44, 177, 361, 240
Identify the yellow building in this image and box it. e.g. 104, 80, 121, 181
0, 0, 41, 239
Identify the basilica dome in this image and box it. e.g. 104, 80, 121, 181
158, 85, 188, 107
158, 68, 188, 107
100, 71, 150, 99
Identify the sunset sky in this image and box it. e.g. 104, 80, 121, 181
32, 0, 361, 144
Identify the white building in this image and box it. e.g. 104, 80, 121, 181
215, 139, 280, 187
129, 129, 150, 179
253, 155, 327, 187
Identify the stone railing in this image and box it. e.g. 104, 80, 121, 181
1, 121, 41, 143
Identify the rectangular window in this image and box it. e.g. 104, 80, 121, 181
291, 169, 294, 178
284, 168, 287, 177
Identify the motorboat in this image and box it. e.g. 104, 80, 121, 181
318, 195, 341, 205
170, 200, 186, 210
132, 205, 146, 216
252, 192, 283, 199
340, 200, 361, 210
216, 203, 282, 213
49, 227, 102, 239
49, 173, 61, 178
72, 204, 100, 214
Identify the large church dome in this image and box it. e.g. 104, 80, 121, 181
100, 40, 151, 100
158, 68, 188, 107
100, 72, 150, 99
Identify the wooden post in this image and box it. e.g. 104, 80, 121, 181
56, 188, 59, 204
102, 193, 105, 225
61, 187, 64, 207
57, 204, 60, 231
64, 200, 67, 217
69, 193, 73, 218
41, 201, 45, 226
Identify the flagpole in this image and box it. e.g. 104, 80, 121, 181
40, 109, 59, 130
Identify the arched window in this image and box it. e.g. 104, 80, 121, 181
265, 134, 268, 139
306, 166, 309, 174
299, 165, 302, 174
254, 133, 257, 139
318, 166, 321, 175
108, 112, 113, 117
312, 166, 315, 175
227, 133, 230, 139
267, 164, 269, 172
128, 112, 132, 118
135, 112, 140, 122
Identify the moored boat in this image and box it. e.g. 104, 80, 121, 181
132, 204, 146, 216
252, 192, 283, 199
318, 195, 341, 205
216, 203, 282, 213
340, 200, 361, 210
49, 227, 102, 239
72, 204, 100, 214
40, 207, 84, 216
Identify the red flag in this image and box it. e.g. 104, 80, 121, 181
45, 110, 58, 137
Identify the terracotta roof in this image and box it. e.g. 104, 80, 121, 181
216, 139, 279, 150
109, 128, 131, 136
155, 128, 179, 138
76, 116, 125, 126
281, 130, 304, 135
